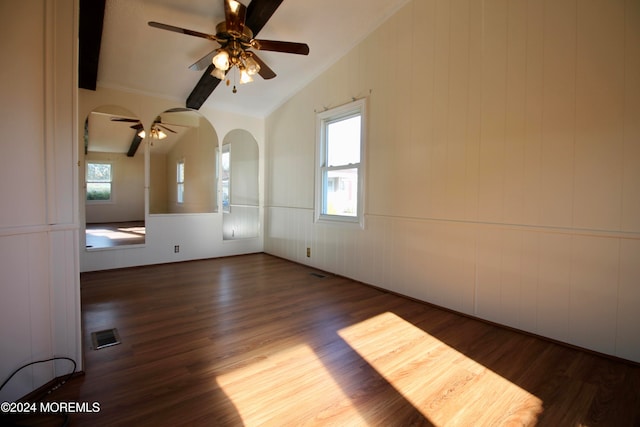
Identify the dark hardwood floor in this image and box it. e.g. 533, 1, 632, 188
9, 253, 640, 426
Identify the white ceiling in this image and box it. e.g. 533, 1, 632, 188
97, 0, 409, 117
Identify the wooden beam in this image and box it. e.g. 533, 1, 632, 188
126, 125, 144, 157
78, 0, 106, 90
126, 138, 143, 157
186, 64, 222, 110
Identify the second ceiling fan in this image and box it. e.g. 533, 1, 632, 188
149, 0, 309, 96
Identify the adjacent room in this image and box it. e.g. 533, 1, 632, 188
1, 0, 639, 425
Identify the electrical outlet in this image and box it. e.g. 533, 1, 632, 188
306, 247, 311, 258
174, 245, 180, 253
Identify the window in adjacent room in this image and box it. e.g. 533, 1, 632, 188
315, 98, 366, 227
177, 159, 185, 204
221, 144, 230, 213
86, 162, 112, 202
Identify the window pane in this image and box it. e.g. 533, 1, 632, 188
221, 147, 230, 213
86, 183, 111, 200
221, 150, 230, 173
177, 162, 185, 182
87, 163, 111, 182
177, 183, 184, 203
324, 168, 358, 217
221, 180, 230, 212
327, 116, 360, 167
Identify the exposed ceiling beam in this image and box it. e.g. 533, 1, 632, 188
127, 124, 144, 157
78, 0, 106, 90
186, 64, 221, 110
185, 0, 284, 110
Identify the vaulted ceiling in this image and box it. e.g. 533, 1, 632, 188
80, 0, 410, 118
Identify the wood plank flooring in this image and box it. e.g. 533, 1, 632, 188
12, 253, 640, 426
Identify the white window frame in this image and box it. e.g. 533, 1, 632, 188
86, 161, 113, 204
177, 159, 185, 204
221, 144, 231, 213
315, 98, 366, 228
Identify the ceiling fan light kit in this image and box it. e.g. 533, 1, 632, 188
244, 55, 260, 76
212, 49, 230, 70
211, 66, 227, 80
137, 128, 167, 140
238, 68, 253, 84
148, 0, 309, 95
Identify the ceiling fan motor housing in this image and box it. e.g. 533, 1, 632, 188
215, 22, 253, 42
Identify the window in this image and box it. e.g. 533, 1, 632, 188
221, 145, 230, 213
86, 162, 112, 202
315, 99, 366, 226
177, 160, 185, 204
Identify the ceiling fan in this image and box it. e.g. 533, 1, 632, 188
111, 116, 178, 140
148, 0, 309, 96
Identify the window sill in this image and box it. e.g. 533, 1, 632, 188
315, 214, 365, 229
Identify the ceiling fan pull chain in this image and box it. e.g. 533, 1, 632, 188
231, 67, 237, 93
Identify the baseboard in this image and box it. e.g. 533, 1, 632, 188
269, 253, 640, 368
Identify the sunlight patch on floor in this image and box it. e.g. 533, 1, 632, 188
118, 226, 146, 234
337, 312, 544, 426
87, 228, 143, 239
216, 343, 367, 426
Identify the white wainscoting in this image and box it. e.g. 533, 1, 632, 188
265, 206, 640, 363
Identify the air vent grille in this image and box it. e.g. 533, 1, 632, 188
91, 328, 121, 350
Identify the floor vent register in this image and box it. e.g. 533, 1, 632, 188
91, 328, 121, 350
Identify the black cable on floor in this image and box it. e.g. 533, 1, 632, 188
0, 357, 77, 427
0, 357, 76, 394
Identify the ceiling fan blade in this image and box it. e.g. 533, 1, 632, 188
166, 108, 194, 113
252, 39, 309, 55
111, 117, 140, 123
148, 21, 218, 42
246, 0, 283, 35
224, 0, 247, 36
130, 123, 144, 130
157, 124, 177, 134
189, 50, 217, 71
250, 53, 276, 80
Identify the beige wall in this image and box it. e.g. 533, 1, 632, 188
149, 152, 168, 213
162, 122, 218, 214
265, 0, 640, 362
